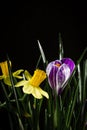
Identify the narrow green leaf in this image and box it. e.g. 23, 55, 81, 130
6, 55, 21, 117
35, 55, 42, 69
76, 47, 87, 66
66, 82, 79, 128
82, 59, 87, 102
58, 32, 64, 60
77, 64, 82, 102
37, 40, 46, 64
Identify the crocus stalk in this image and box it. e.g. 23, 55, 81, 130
0, 60, 24, 86
15, 69, 49, 99
46, 58, 75, 95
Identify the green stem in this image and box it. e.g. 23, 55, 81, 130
7, 56, 21, 116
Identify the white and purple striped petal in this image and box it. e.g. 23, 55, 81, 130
61, 58, 75, 74
46, 58, 75, 95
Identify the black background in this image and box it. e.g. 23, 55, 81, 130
1, 2, 87, 71
0, 2, 87, 129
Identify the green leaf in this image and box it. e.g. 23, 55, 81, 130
58, 32, 64, 60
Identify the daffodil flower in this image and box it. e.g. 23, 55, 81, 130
0, 60, 24, 86
46, 58, 75, 95
15, 69, 49, 99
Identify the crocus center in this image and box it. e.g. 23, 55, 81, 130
55, 63, 61, 68
0, 61, 10, 77
29, 69, 47, 87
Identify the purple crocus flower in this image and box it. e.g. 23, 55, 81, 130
46, 58, 75, 95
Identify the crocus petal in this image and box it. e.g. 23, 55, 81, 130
46, 60, 61, 76
47, 65, 58, 89
46, 58, 75, 95
46, 60, 61, 89
61, 58, 75, 74
56, 64, 70, 94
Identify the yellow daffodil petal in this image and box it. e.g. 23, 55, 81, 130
22, 84, 34, 94
38, 87, 49, 99
15, 80, 28, 87
23, 84, 49, 99
13, 69, 24, 79
0, 75, 5, 80
24, 70, 32, 80
0, 61, 11, 77
23, 84, 42, 99
4, 77, 12, 86
32, 87, 43, 99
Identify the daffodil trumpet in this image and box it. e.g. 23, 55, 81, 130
0, 60, 24, 86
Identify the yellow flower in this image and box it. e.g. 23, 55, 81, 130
0, 60, 24, 86
15, 69, 49, 99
